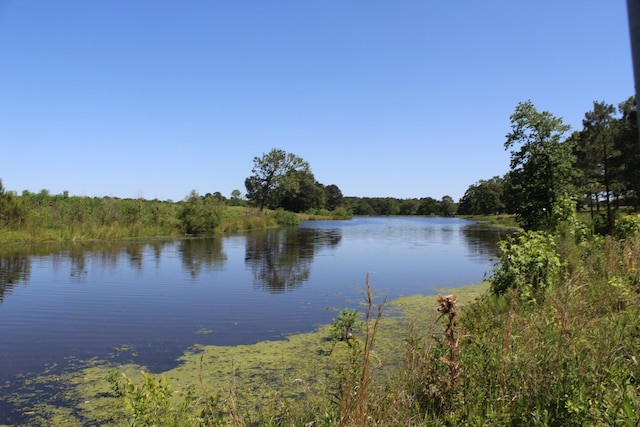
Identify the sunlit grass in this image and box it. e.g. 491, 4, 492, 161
459, 213, 519, 229
0, 206, 352, 244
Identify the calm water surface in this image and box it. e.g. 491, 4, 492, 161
0, 217, 505, 413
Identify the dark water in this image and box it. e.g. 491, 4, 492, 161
0, 217, 505, 414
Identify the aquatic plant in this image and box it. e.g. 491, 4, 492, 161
330, 308, 359, 342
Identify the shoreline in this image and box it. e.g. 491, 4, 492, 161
2, 282, 490, 425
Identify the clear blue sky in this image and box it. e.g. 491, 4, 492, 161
0, 1, 634, 202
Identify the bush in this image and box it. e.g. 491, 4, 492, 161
614, 214, 640, 240
271, 208, 300, 226
490, 230, 561, 301
107, 370, 225, 426
178, 191, 223, 235
330, 308, 359, 342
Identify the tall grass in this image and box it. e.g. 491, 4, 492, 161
0, 191, 342, 243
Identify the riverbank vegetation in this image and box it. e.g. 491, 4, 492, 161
0, 183, 351, 244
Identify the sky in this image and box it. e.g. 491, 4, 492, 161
0, 1, 634, 202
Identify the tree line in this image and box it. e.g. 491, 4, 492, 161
343, 196, 456, 216
458, 95, 639, 232
243, 148, 457, 217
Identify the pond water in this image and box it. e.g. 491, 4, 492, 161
0, 216, 506, 419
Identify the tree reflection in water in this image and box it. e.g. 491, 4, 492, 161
245, 227, 342, 293
0, 250, 30, 303
178, 238, 227, 279
461, 224, 516, 262
0, 240, 177, 302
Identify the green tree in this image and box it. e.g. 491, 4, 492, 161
279, 170, 325, 212
504, 101, 576, 230
457, 176, 505, 215
399, 198, 420, 215
616, 96, 640, 206
579, 101, 619, 232
416, 197, 439, 216
571, 129, 602, 215
371, 197, 400, 215
228, 189, 245, 207
344, 197, 375, 215
245, 149, 310, 211
324, 184, 344, 210
440, 195, 456, 217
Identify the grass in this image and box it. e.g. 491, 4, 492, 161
459, 213, 519, 229
0, 206, 352, 244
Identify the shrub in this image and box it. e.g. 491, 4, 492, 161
330, 308, 359, 342
178, 191, 223, 235
490, 230, 561, 301
107, 370, 225, 426
271, 208, 300, 226
614, 214, 640, 240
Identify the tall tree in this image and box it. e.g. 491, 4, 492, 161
580, 101, 618, 231
616, 96, 640, 206
440, 195, 456, 217
457, 176, 505, 215
324, 184, 344, 211
504, 101, 576, 230
245, 149, 310, 211
279, 170, 325, 213
417, 197, 439, 216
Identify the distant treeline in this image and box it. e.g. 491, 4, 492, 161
343, 195, 457, 216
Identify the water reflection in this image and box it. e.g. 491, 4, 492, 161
0, 251, 30, 302
178, 238, 227, 279
54, 240, 176, 280
0, 240, 178, 297
0, 219, 506, 305
460, 224, 515, 262
244, 227, 343, 293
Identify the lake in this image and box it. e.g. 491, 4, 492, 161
0, 216, 506, 421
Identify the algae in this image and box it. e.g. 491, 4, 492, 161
2, 283, 488, 425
